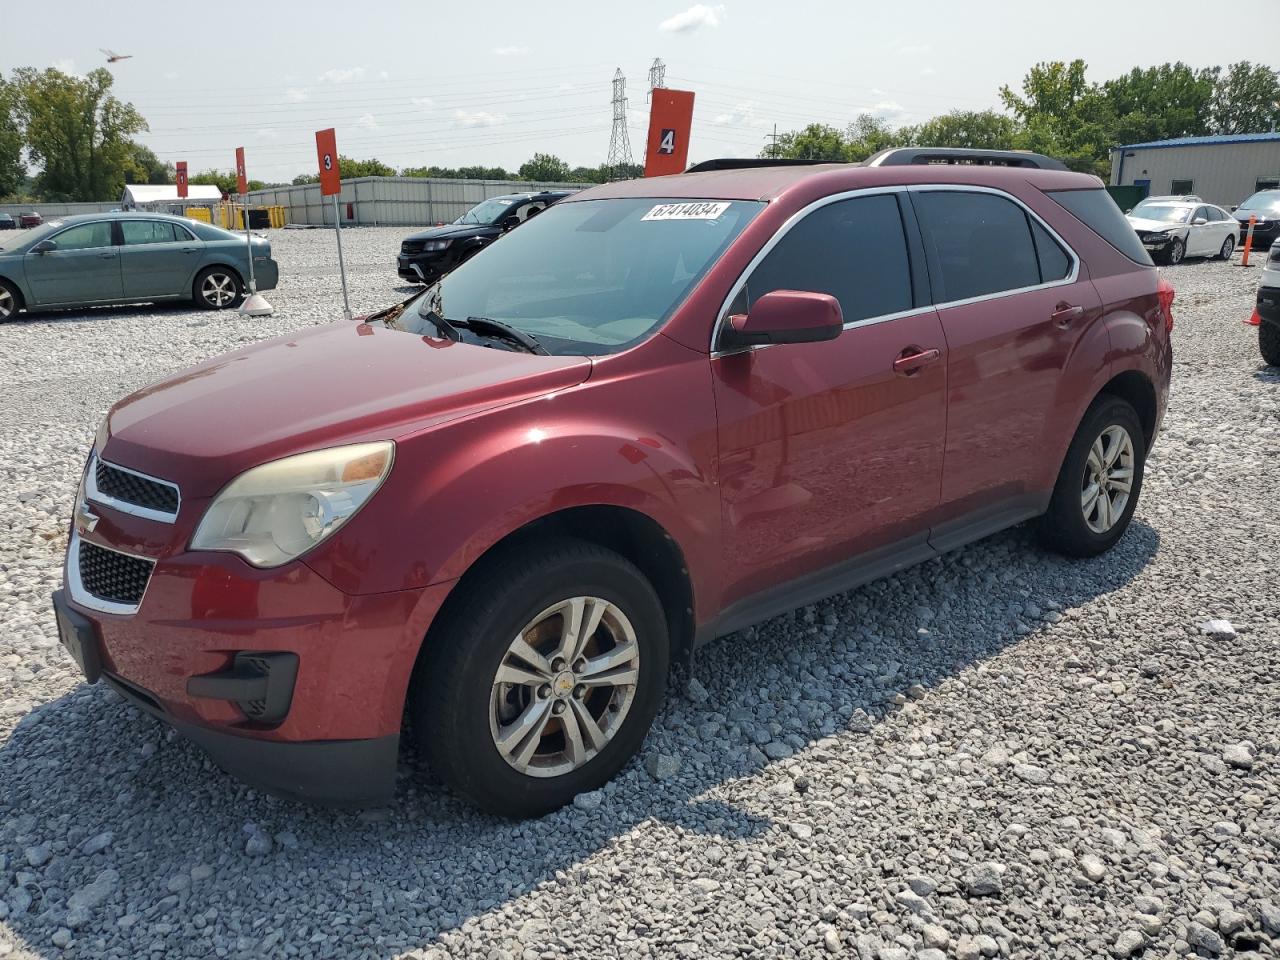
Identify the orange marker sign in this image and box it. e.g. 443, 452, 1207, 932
315, 128, 341, 196
176, 161, 188, 199
644, 89, 695, 177
235, 147, 248, 195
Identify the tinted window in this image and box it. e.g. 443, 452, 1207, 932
1030, 220, 1071, 282
742, 194, 913, 324
913, 191, 1040, 302
1048, 189, 1154, 265
121, 221, 180, 245
51, 222, 113, 251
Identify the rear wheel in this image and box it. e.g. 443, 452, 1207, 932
412, 539, 669, 817
1038, 395, 1146, 557
1217, 235, 1235, 260
0, 280, 19, 322
193, 267, 243, 310
1261, 319, 1280, 367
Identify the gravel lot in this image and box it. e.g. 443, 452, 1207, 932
1, 228, 1278, 960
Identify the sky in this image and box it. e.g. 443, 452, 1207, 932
3, 0, 1276, 184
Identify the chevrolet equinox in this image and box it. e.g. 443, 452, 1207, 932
53, 149, 1174, 817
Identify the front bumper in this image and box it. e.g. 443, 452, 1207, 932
1239, 222, 1277, 247
396, 252, 447, 282
55, 539, 454, 806
1258, 285, 1280, 326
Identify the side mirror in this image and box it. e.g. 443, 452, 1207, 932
720, 290, 844, 349
30, 239, 56, 254
1193, 217, 1208, 226
1230, 205, 1238, 212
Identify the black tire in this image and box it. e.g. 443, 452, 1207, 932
192, 266, 244, 310
1261, 319, 1280, 367
1037, 395, 1146, 558
1163, 237, 1185, 265
411, 538, 669, 818
1217, 235, 1235, 260
0, 279, 20, 323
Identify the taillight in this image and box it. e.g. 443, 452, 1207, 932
1157, 276, 1175, 332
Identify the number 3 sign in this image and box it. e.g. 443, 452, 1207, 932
315, 128, 341, 196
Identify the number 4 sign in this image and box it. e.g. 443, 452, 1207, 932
644, 89, 695, 178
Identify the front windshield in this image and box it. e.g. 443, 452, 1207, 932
455, 197, 518, 226
1133, 205, 1191, 224
1238, 192, 1280, 213
387, 197, 762, 356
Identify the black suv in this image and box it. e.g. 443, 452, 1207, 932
397, 191, 572, 283
1234, 189, 1280, 249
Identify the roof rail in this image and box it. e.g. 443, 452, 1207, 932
684, 158, 839, 173
864, 147, 1068, 171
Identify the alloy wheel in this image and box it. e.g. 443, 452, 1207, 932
1081, 425, 1134, 534
0, 287, 13, 321
1168, 238, 1184, 264
1221, 236, 1235, 260
489, 596, 640, 778
201, 273, 236, 307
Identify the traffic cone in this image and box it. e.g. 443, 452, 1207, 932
1244, 308, 1261, 327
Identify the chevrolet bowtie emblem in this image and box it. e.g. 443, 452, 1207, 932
75, 501, 99, 535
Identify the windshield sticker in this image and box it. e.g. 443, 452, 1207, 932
642, 201, 731, 222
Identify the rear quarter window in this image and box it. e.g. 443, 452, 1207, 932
1047, 189, 1153, 266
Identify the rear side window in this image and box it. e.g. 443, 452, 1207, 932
742, 193, 913, 324
1030, 220, 1072, 282
121, 221, 180, 245
1047, 189, 1153, 265
912, 191, 1040, 302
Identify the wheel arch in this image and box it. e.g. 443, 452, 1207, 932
1097, 368, 1158, 449
0, 272, 25, 310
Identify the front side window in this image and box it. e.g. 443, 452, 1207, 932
733, 193, 914, 328
913, 191, 1040, 302
388, 197, 762, 356
50, 222, 114, 251
121, 221, 181, 245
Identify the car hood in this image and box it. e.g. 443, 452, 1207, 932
1126, 217, 1185, 233
101, 320, 592, 498
1235, 211, 1275, 223
403, 223, 497, 243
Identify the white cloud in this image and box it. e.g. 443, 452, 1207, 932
356, 113, 379, 130
870, 101, 906, 121
317, 67, 365, 84
379, 70, 390, 80
897, 43, 931, 56
411, 96, 435, 108
52, 58, 77, 74
658, 3, 725, 33
454, 109, 504, 127
712, 101, 768, 129
285, 88, 309, 103
491, 45, 530, 56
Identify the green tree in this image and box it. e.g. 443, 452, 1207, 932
291, 155, 395, 184
10, 66, 147, 200
189, 168, 265, 194
1211, 62, 1280, 134
124, 143, 173, 185
518, 152, 571, 181
845, 113, 916, 160
1000, 60, 1114, 176
913, 109, 1020, 150
771, 123, 849, 161
1102, 63, 1216, 145
0, 78, 24, 199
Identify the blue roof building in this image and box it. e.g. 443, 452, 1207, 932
1110, 133, 1280, 206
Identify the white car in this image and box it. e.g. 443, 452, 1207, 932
1125, 200, 1237, 265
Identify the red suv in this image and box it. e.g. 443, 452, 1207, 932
53, 150, 1172, 817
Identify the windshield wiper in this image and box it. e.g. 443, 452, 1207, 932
416, 304, 462, 342
458, 316, 548, 355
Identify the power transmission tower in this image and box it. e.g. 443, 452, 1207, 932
647, 58, 666, 96
606, 68, 634, 181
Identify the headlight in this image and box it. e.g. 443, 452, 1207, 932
191, 441, 394, 568
422, 239, 451, 252
1146, 232, 1169, 241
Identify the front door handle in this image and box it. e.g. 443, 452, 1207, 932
182, 246, 198, 254
892, 347, 941, 375
97, 252, 117, 259
1052, 303, 1085, 327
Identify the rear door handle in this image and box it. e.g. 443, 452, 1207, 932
1052, 303, 1085, 327
892, 347, 941, 375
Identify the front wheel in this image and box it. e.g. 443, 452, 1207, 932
0, 280, 19, 323
1037, 396, 1146, 557
1217, 235, 1235, 260
412, 539, 669, 817
1163, 237, 1185, 265
193, 267, 243, 310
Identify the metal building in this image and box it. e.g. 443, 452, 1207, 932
1109, 133, 1280, 207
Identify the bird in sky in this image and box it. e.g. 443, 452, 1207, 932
100, 49, 133, 63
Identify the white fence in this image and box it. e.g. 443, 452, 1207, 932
244, 176, 589, 227
0, 201, 118, 219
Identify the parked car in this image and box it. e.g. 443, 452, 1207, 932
54, 149, 1172, 816
397, 191, 571, 283
0, 212, 278, 322
1233, 189, 1280, 249
1131, 193, 1201, 213
19, 212, 42, 229
1257, 242, 1280, 366
0, 213, 15, 231
1125, 199, 1237, 264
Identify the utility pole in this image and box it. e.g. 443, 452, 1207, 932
764, 124, 781, 158
606, 68, 634, 181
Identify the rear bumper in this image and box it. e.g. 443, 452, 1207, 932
254, 257, 279, 292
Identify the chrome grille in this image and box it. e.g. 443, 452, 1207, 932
77, 540, 154, 606
94, 460, 179, 514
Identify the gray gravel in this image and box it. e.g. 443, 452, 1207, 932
2, 233, 1279, 959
